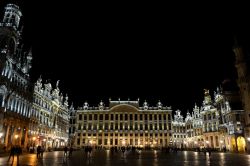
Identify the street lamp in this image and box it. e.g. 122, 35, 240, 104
15, 135, 19, 145
122, 139, 126, 146
32, 137, 36, 147
206, 141, 209, 148
0, 132, 3, 144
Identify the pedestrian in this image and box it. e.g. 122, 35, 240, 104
208, 149, 211, 158
16, 145, 22, 165
203, 148, 206, 156
7, 145, 15, 162
64, 146, 68, 157
69, 146, 73, 157
40, 146, 44, 158
37, 145, 41, 158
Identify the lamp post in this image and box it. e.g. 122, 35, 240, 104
122, 139, 126, 146
0, 132, 3, 144
220, 140, 223, 151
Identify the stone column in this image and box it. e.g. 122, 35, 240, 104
4, 124, 10, 147
235, 136, 238, 152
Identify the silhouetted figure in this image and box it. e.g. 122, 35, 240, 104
40, 146, 45, 158
8, 146, 15, 162
64, 146, 68, 157
208, 149, 211, 158
69, 147, 73, 157
121, 146, 126, 156
37, 146, 41, 158
16, 145, 22, 165
203, 149, 206, 157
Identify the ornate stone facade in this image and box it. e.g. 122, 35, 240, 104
30, 78, 69, 149
71, 100, 172, 148
0, 4, 33, 150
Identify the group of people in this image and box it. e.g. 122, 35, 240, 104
64, 146, 74, 158
36, 145, 45, 158
7, 145, 22, 164
84, 146, 93, 158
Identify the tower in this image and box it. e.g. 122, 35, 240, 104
0, 4, 22, 57
233, 35, 250, 152
233, 36, 250, 123
0, 4, 32, 148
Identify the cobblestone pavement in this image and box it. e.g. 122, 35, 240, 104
1, 150, 250, 166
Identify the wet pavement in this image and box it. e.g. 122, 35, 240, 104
0, 150, 250, 166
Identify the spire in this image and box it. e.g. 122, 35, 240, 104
64, 94, 68, 106
56, 80, 60, 89
70, 102, 74, 110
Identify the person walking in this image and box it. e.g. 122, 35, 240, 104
16, 145, 22, 165
64, 146, 68, 158
69, 146, 73, 158
7, 146, 15, 162
40, 146, 45, 158
37, 145, 41, 158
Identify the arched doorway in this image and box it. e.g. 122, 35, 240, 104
231, 137, 236, 152
237, 136, 246, 152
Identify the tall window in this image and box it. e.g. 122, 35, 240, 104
79, 114, 82, 120
0, 94, 3, 107
130, 114, 133, 120
105, 114, 109, 120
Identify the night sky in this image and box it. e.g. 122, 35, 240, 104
1, 1, 249, 113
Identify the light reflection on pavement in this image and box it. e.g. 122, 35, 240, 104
0, 150, 250, 166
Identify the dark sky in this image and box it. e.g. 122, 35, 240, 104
1, 1, 249, 113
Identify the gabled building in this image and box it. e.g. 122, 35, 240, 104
172, 110, 186, 148
191, 104, 204, 148
215, 85, 245, 152
200, 89, 221, 149
30, 78, 69, 149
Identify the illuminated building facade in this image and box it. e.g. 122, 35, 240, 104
172, 110, 186, 148
30, 78, 70, 149
72, 100, 172, 148
214, 86, 245, 152
0, 4, 33, 149
200, 89, 221, 149
188, 104, 204, 148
